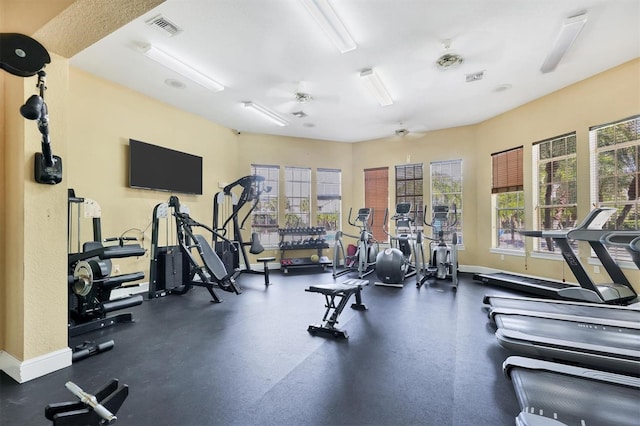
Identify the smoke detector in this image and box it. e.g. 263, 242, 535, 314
395, 128, 409, 137
436, 39, 464, 70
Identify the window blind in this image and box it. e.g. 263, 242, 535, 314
364, 167, 388, 242
491, 146, 523, 193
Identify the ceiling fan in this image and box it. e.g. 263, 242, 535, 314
391, 121, 428, 139
266, 81, 340, 116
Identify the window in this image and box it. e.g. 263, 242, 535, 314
590, 115, 639, 262
251, 164, 279, 247
430, 159, 462, 245
395, 163, 424, 224
533, 133, 577, 252
285, 166, 311, 228
316, 168, 341, 244
492, 147, 524, 250
364, 167, 389, 242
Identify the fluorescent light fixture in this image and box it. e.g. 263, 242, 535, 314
300, 0, 357, 53
143, 45, 224, 92
243, 102, 289, 126
540, 12, 588, 74
360, 68, 393, 107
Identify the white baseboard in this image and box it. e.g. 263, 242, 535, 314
459, 264, 500, 274
0, 347, 72, 383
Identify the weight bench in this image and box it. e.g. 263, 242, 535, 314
305, 278, 369, 339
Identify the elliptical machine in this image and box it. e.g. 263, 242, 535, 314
423, 204, 459, 289
213, 175, 272, 284
332, 208, 379, 279
374, 202, 426, 287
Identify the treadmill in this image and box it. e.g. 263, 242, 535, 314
475, 208, 637, 304
601, 230, 640, 269
564, 226, 638, 303
483, 294, 640, 328
492, 313, 640, 375
631, 236, 640, 267
504, 356, 640, 426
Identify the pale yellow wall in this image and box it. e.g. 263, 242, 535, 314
2, 56, 69, 359
351, 125, 478, 262
474, 59, 640, 289
235, 132, 354, 259
349, 60, 639, 290
1, 0, 638, 374
66, 68, 241, 274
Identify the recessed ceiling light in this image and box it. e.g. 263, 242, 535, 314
165, 78, 186, 89
494, 84, 512, 93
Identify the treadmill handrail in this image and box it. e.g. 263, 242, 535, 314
495, 328, 640, 360
483, 293, 640, 311
518, 207, 616, 239
568, 228, 640, 242
600, 231, 640, 246
488, 307, 640, 329
503, 355, 640, 387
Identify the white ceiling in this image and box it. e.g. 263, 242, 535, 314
70, 0, 640, 143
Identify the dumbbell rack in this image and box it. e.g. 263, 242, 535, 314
278, 227, 331, 273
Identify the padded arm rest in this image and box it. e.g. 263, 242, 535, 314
100, 244, 145, 259
102, 271, 145, 291
69, 244, 145, 265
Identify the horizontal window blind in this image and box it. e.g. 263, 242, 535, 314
364, 167, 388, 242
491, 146, 523, 193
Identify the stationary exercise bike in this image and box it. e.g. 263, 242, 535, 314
333, 208, 379, 279
375, 202, 427, 287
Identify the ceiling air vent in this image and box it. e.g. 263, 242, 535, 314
145, 15, 182, 37
466, 70, 485, 83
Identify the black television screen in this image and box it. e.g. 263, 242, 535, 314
129, 139, 203, 195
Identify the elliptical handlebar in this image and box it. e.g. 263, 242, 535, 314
220, 174, 271, 231
171, 196, 237, 251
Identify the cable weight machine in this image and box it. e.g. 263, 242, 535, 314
148, 196, 241, 302
213, 175, 274, 284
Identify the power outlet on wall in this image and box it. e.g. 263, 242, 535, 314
593, 265, 600, 274
114, 264, 121, 274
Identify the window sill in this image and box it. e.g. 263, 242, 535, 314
490, 248, 525, 257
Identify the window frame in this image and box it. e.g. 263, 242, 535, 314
430, 159, 463, 247
316, 168, 342, 245
395, 163, 424, 225
589, 115, 639, 264
250, 164, 280, 248
284, 166, 311, 228
532, 132, 578, 253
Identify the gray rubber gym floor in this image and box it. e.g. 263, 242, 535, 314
1, 272, 521, 425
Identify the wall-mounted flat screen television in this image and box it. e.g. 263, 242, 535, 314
129, 139, 203, 195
